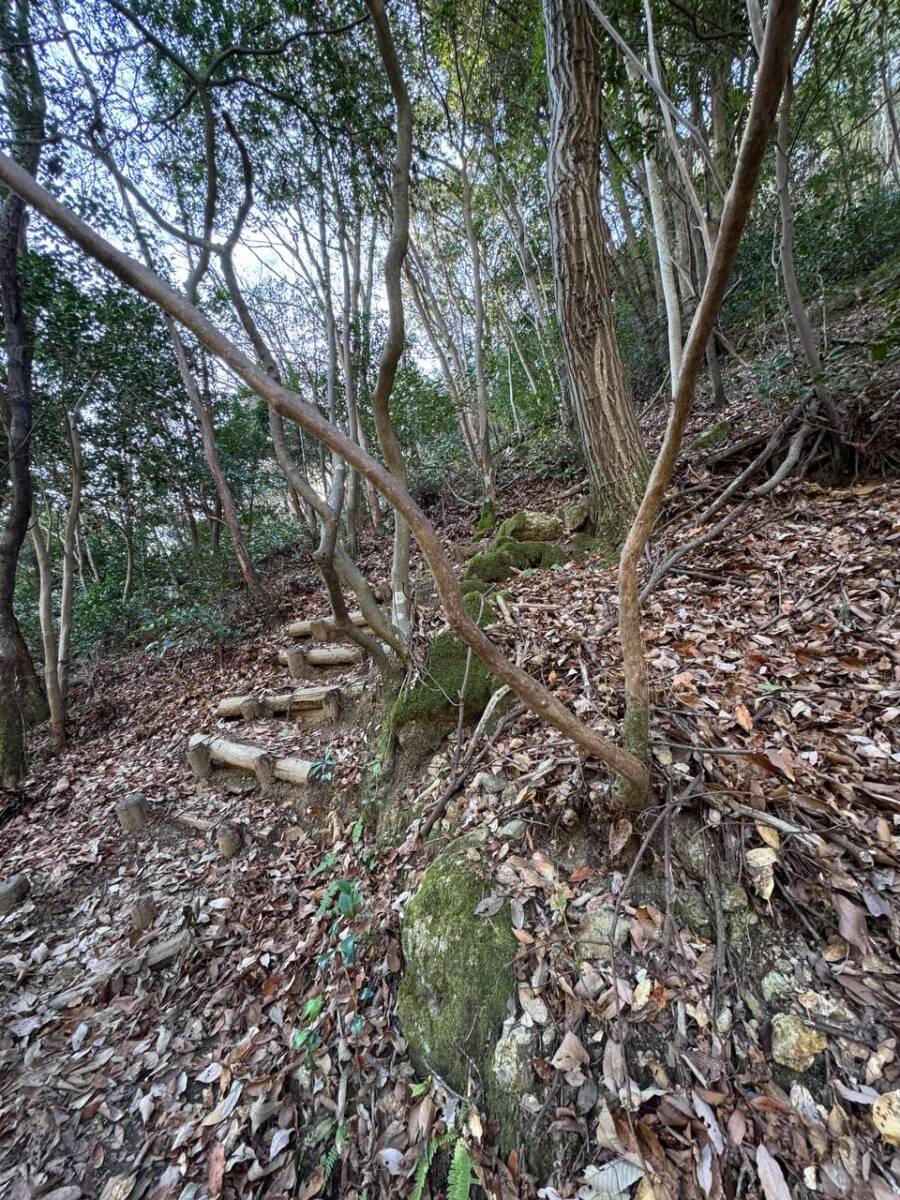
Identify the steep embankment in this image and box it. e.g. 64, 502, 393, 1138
1, 306, 898, 1198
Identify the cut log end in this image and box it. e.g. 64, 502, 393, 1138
116, 793, 150, 832
216, 824, 243, 859
187, 740, 213, 780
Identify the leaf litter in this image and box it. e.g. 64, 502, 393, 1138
1, 368, 899, 1198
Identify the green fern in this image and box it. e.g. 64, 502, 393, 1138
320, 1142, 340, 1182
447, 1140, 475, 1200
410, 1132, 456, 1200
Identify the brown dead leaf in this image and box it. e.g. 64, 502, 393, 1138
755, 1144, 791, 1200
734, 703, 754, 732
551, 1031, 589, 1072
207, 1141, 226, 1197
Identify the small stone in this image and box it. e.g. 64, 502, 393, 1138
0, 873, 30, 916
771, 1013, 827, 1072
475, 772, 506, 794
672, 815, 708, 880
762, 970, 795, 1004
873, 1090, 900, 1146
115, 792, 150, 832
498, 819, 526, 840
716, 1007, 733, 1035
561, 501, 590, 533
217, 824, 243, 859
576, 901, 627, 960
576, 1078, 598, 1114
131, 897, 157, 932
492, 1024, 534, 1093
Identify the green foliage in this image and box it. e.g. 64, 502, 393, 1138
447, 1140, 476, 1200
411, 1132, 457, 1200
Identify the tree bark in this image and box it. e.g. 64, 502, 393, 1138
543, 0, 648, 544
0, 0, 44, 784
30, 512, 65, 751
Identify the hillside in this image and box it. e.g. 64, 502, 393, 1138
1, 298, 898, 1199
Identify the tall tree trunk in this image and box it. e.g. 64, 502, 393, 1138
30, 513, 65, 751
172, 335, 268, 604
0, 0, 44, 784
459, 158, 495, 499
775, 71, 845, 457
365, 0, 413, 639
615, 0, 800, 808
14, 614, 47, 726
57, 409, 82, 705
543, 0, 648, 543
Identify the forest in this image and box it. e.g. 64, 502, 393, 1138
0, 0, 898, 1196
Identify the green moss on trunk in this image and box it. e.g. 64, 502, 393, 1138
474, 499, 497, 536
613, 693, 649, 811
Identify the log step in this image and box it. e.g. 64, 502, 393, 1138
216, 685, 343, 722
285, 610, 370, 639
278, 644, 366, 678
187, 733, 327, 789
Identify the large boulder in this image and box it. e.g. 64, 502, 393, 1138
497, 510, 564, 543
397, 838, 516, 1105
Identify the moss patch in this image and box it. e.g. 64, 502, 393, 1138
689, 418, 731, 454
474, 499, 497, 537
461, 538, 565, 591
397, 838, 516, 1099
391, 594, 498, 728
497, 510, 563, 542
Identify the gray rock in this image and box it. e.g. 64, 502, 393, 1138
561, 501, 590, 533
0, 874, 30, 916
576, 901, 627, 960
762, 970, 795, 1004
498, 819, 526, 840
492, 1023, 534, 1094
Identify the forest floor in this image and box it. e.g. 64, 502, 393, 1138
1, 301, 899, 1200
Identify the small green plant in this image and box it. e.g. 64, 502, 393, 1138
308, 754, 335, 783
447, 1140, 477, 1200
410, 1131, 456, 1200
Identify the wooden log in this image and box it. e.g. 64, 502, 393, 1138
285, 609, 370, 638
309, 618, 373, 644
187, 734, 324, 788
277, 644, 365, 673
305, 644, 365, 667
187, 739, 212, 780
116, 793, 150, 832
49, 929, 194, 1009
0, 873, 30, 916
215, 685, 343, 721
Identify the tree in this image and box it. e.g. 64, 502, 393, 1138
0, 0, 45, 784
542, 0, 649, 544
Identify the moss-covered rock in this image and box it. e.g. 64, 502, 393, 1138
462, 537, 565, 591
560, 500, 590, 533
497, 510, 564, 542
397, 839, 516, 1100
